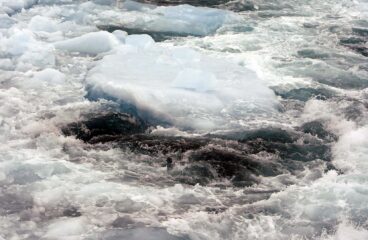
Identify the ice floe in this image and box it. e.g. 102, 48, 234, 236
87, 37, 278, 130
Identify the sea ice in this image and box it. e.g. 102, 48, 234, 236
25, 68, 66, 88
0, 14, 16, 28
125, 34, 155, 48
0, 28, 55, 70
124, 1, 237, 36
54, 31, 123, 55
87, 37, 278, 130
2, 29, 36, 56
0, 0, 37, 14
28, 15, 58, 33
84, 0, 238, 36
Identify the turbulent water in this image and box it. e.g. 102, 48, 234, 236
0, 0, 368, 239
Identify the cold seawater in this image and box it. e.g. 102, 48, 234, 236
0, 0, 368, 239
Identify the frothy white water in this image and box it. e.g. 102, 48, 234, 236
0, 0, 367, 239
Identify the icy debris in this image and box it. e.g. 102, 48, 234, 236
142, 4, 234, 35
10, 0, 75, 9
14, 68, 65, 89
2, 161, 70, 185
27, 68, 66, 87
18, 48, 55, 70
125, 34, 155, 48
171, 68, 217, 92
0, 29, 55, 69
28, 15, 58, 33
121, 0, 238, 36
0, 0, 37, 14
8, 166, 42, 185
44, 217, 88, 239
54, 31, 123, 54
112, 29, 128, 42
87, 0, 238, 36
0, 14, 17, 28
2, 29, 36, 56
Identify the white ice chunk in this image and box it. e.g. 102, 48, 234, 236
54, 31, 122, 54
0, 0, 37, 14
17, 45, 55, 70
112, 30, 128, 43
170, 47, 201, 64
87, 43, 278, 130
0, 29, 55, 69
0, 14, 17, 28
89, 1, 238, 36
28, 15, 58, 33
125, 34, 154, 48
149, 4, 231, 35
22, 68, 65, 88
137, 2, 238, 36
33, 68, 66, 85
172, 68, 217, 92
3, 29, 36, 56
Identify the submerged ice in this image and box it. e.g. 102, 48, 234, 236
0, 0, 368, 240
